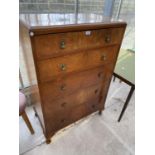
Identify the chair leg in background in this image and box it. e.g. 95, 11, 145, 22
22, 110, 35, 134
118, 85, 135, 122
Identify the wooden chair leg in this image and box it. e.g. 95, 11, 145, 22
22, 110, 34, 134
118, 85, 135, 122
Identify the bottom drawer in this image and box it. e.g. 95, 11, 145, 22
70, 98, 103, 123
45, 99, 104, 134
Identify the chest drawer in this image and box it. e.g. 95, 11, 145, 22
34, 27, 124, 60
45, 98, 103, 134
44, 83, 101, 115
40, 66, 105, 102
37, 45, 119, 82
70, 100, 103, 123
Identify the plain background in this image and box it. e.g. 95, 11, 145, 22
0, 0, 155, 154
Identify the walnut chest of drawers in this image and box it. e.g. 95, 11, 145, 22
19, 14, 126, 144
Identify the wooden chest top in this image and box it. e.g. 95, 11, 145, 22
19, 13, 126, 34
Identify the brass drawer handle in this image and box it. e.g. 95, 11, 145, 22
100, 54, 107, 61
105, 36, 111, 43
60, 64, 67, 71
60, 41, 65, 49
60, 84, 66, 91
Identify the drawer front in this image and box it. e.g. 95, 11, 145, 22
70, 100, 103, 123
44, 83, 101, 115
37, 45, 119, 82
40, 66, 105, 102
45, 97, 103, 133
34, 27, 125, 60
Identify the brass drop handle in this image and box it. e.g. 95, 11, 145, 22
60, 64, 67, 71
100, 54, 107, 61
60, 84, 66, 91
60, 41, 65, 49
105, 36, 111, 43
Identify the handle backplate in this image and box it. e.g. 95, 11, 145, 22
60, 64, 67, 71
60, 41, 65, 49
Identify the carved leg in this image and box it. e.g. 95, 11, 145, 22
22, 110, 34, 134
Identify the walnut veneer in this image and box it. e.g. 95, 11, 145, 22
19, 13, 126, 144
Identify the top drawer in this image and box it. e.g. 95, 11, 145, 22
33, 27, 125, 60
